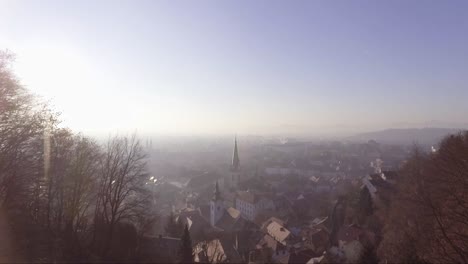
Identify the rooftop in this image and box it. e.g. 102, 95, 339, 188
266, 221, 291, 245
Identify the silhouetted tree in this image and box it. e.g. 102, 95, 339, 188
329, 195, 347, 246
93, 135, 148, 259
358, 186, 373, 225
60, 134, 101, 260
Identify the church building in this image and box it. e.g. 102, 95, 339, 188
177, 137, 250, 244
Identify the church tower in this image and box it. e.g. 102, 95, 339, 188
210, 181, 224, 226
230, 137, 241, 189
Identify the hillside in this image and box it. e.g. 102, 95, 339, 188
347, 128, 464, 145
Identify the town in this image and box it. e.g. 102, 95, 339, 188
2, 1, 468, 263
140, 136, 411, 263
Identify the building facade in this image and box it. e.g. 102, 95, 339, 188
236, 191, 275, 222
210, 181, 224, 226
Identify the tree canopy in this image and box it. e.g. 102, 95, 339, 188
378, 133, 468, 263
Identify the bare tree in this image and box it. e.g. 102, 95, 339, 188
1, 51, 159, 263
61, 134, 101, 260
378, 135, 468, 263
0, 50, 61, 262
0, 50, 55, 208
94, 134, 148, 258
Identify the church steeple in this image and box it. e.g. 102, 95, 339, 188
231, 136, 240, 172
213, 181, 221, 201
210, 181, 224, 226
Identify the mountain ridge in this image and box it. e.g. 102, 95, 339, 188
347, 127, 465, 145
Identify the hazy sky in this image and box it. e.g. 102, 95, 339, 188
1, 0, 468, 136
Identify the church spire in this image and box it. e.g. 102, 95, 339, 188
213, 181, 221, 201
231, 136, 240, 171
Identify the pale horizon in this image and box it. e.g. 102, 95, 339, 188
2, 0, 468, 136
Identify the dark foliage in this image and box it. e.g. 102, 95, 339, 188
165, 211, 184, 238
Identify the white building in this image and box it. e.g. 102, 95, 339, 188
235, 191, 274, 222
210, 181, 224, 226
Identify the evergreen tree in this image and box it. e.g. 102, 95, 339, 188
358, 186, 373, 224
175, 216, 185, 237
329, 196, 347, 246
179, 225, 193, 264
165, 212, 177, 236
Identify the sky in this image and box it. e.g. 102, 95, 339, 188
1, 0, 468, 136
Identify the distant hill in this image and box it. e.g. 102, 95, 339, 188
347, 128, 465, 145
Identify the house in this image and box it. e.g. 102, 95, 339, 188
254, 216, 298, 263
256, 234, 289, 262
260, 217, 286, 230
264, 220, 292, 246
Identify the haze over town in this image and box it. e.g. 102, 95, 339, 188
1, 1, 468, 264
